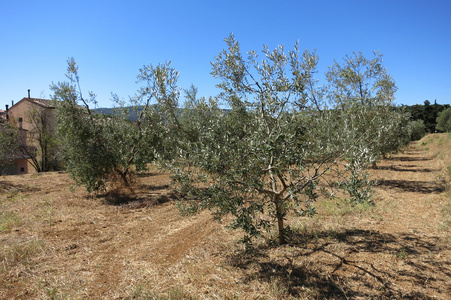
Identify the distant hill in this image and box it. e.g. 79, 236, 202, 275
93, 106, 145, 122
93, 105, 229, 122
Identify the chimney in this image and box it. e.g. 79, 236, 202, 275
11, 100, 14, 107
28, 89, 31, 98
5, 104, 9, 120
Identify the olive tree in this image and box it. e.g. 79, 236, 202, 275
51, 58, 161, 193
155, 35, 349, 245
152, 36, 403, 245
325, 51, 399, 202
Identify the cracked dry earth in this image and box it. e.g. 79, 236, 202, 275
1, 133, 450, 299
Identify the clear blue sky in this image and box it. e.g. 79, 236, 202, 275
1, 0, 450, 108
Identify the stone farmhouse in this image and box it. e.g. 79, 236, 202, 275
1, 92, 56, 175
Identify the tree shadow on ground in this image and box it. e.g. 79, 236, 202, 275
386, 150, 439, 163
226, 229, 450, 299
400, 148, 425, 154
374, 165, 438, 173
386, 156, 433, 162
101, 172, 175, 206
102, 189, 176, 207
376, 179, 445, 194
138, 183, 171, 191
136, 171, 160, 178
0, 181, 40, 196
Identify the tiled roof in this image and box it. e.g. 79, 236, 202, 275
9, 98, 55, 109
25, 98, 55, 108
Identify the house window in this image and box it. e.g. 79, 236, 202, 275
20, 167, 25, 172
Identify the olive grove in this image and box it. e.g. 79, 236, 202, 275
52, 35, 406, 245
152, 35, 401, 245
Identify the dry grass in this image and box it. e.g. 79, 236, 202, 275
1, 134, 451, 299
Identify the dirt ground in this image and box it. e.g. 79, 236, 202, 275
1, 133, 450, 299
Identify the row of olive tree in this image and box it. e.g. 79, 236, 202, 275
51, 34, 412, 245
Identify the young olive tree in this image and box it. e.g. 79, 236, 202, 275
51, 58, 160, 193
325, 51, 399, 202
134, 61, 189, 162
155, 35, 348, 245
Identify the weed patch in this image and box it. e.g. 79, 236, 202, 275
0, 211, 23, 232
0, 239, 45, 269
321, 198, 375, 217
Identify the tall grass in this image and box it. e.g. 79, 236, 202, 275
0, 211, 23, 232
0, 239, 45, 269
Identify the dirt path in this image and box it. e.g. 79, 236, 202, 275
313, 139, 451, 299
372, 143, 446, 234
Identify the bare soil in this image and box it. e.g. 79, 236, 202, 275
1, 133, 450, 299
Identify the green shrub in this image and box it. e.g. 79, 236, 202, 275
436, 107, 451, 132
409, 119, 427, 140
